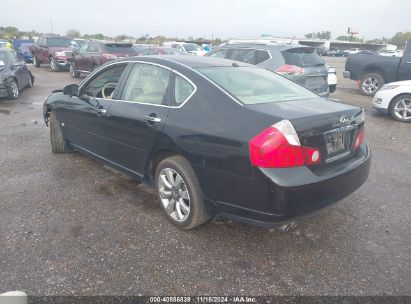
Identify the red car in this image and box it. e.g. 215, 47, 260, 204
69, 41, 138, 78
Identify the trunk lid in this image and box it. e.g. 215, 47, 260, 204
247, 98, 365, 166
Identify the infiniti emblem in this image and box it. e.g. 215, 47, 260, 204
340, 116, 350, 124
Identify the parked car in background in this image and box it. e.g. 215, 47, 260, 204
16, 43, 34, 63
315, 47, 328, 56
206, 43, 330, 96
30, 36, 74, 71
43, 56, 370, 229
344, 41, 411, 95
373, 80, 411, 122
164, 42, 207, 56
133, 44, 151, 53
347, 48, 361, 55
357, 50, 379, 55
139, 47, 183, 55
69, 41, 138, 78
72, 38, 88, 49
0, 48, 34, 100
379, 50, 404, 57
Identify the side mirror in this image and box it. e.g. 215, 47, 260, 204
63, 84, 79, 96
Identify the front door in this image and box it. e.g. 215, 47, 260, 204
104, 62, 172, 176
62, 63, 129, 159
398, 42, 411, 81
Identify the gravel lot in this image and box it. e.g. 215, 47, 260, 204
0, 57, 410, 296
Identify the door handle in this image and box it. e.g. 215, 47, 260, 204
144, 115, 161, 123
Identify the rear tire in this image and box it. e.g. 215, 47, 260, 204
32, 55, 40, 67
360, 73, 384, 96
155, 155, 210, 229
389, 94, 411, 123
49, 112, 66, 153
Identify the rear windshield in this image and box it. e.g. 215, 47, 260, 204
197, 66, 317, 105
48, 37, 73, 47
104, 44, 136, 53
281, 48, 325, 67
183, 43, 202, 52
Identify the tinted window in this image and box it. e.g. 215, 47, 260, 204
174, 75, 194, 105
104, 44, 136, 54
0, 51, 8, 66
208, 49, 227, 58
79, 43, 88, 52
197, 67, 317, 105
122, 63, 170, 105
257, 50, 271, 63
226, 49, 257, 64
47, 37, 72, 47
82, 64, 127, 98
281, 48, 324, 67
87, 43, 100, 52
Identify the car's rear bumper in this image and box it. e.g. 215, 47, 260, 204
213, 144, 371, 228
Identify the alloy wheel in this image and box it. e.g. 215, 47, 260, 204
50, 58, 56, 70
158, 168, 190, 222
10, 81, 18, 98
393, 98, 411, 121
362, 77, 380, 94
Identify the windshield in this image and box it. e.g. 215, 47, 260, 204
48, 37, 73, 47
0, 52, 8, 66
281, 48, 325, 67
183, 43, 202, 52
196, 67, 317, 105
19, 43, 32, 51
164, 48, 182, 55
104, 44, 137, 54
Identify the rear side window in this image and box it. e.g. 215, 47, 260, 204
174, 75, 194, 105
226, 49, 257, 65
104, 44, 135, 54
281, 48, 324, 67
257, 50, 271, 63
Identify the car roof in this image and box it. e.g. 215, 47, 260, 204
117, 55, 252, 68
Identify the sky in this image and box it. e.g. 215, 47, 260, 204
2, 0, 410, 40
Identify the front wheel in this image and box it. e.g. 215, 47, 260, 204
7, 79, 19, 100
155, 155, 210, 229
389, 94, 411, 123
360, 73, 384, 96
49, 112, 66, 153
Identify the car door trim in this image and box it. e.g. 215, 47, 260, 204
79, 60, 198, 109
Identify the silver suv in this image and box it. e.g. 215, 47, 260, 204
207, 43, 329, 97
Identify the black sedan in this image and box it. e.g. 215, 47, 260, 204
0, 48, 34, 100
43, 56, 371, 229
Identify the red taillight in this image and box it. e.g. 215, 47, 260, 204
249, 120, 321, 168
102, 54, 118, 60
353, 127, 365, 149
276, 64, 305, 76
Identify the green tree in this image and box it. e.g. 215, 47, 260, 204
67, 29, 81, 38
316, 31, 331, 40
336, 35, 363, 42
389, 31, 411, 49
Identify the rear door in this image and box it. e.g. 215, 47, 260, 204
103, 62, 172, 176
398, 42, 411, 81
280, 47, 329, 95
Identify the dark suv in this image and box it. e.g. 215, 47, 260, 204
69, 41, 138, 77
207, 43, 329, 97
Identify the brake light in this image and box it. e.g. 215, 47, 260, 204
276, 64, 305, 76
102, 54, 118, 60
353, 127, 365, 149
249, 120, 321, 168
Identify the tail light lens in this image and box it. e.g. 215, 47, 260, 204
276, 64, 305, 76
249, 120, 321, 168
102, 54, 118, 60
353, 126, 365, 149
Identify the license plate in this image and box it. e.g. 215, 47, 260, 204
325, 131, 349, 156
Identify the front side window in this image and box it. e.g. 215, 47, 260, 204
82, 64, 127, 98
87, 43, 100, 52
79, 43, 88, 53
197, 66, 317, 105
174, 75, 194, 105
121, 63, 171, 105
